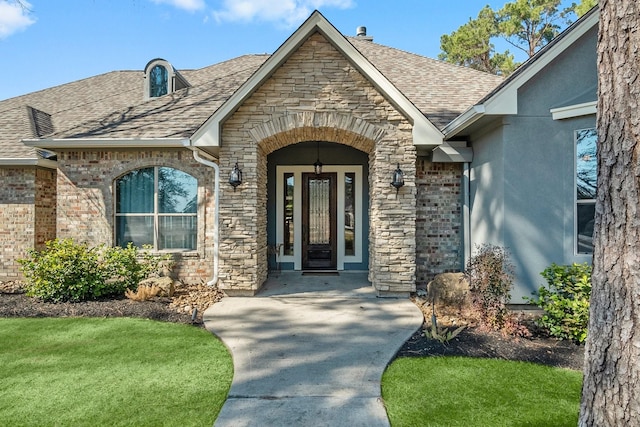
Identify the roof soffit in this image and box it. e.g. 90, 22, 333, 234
191, 10, 443, 149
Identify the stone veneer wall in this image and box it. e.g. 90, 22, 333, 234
0, 167, 36, 280
415, 158, 463, 286
55, 149, 216, 284
217, 32, 417, 295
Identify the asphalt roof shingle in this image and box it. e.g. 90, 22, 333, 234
0, 34, 502, 160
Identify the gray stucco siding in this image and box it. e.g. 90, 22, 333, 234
471, 114, 595, 302
469, 122, 506, 249
517, 26, 597, 117
467, 25, 597, 302
501, 115, 593, 301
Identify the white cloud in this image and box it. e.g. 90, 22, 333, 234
150, 0, 206, 12
212, 0, 354, 27
0, 0, 36, 39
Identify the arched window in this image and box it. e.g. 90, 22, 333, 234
115, 167, 197, 251
149, 64, 168, 98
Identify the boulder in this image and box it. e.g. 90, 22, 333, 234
427, 272, 469, 307
138, 276, 175, 297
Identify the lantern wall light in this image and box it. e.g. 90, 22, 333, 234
314, 141, 323, 175
229, 162, 242, 191
390, 163, 404, 196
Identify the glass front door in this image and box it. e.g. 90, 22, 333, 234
302, 173, 337, 270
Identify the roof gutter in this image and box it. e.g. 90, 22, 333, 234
182, 140, 220, 288
22, 137, 189, 150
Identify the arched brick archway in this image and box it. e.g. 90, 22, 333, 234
249, 111, 383, 154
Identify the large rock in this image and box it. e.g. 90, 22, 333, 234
138, 276, 175, 297
427, 272, 469, 307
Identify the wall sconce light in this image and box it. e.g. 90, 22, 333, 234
229, 162, 242, 191
390, 163, 404, 195
314, 141, 323, 175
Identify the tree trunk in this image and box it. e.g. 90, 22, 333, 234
579, 1, 640, 425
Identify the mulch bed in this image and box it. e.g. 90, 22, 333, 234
397, 326, 583, 370
0, 282, 584, 371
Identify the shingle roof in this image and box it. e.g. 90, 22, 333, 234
0, 34, 502, 160
347, 37, 504, 129
0, 70, 141, 159
50, 55, 269, 140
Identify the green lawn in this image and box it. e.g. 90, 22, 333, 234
0, 318, 233, 427
382, 356, 582, 427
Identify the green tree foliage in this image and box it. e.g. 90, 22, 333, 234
440, 0, 596, 75
574, 0, 597, 17
439, 6, 516, 75
497, 0, 573, 57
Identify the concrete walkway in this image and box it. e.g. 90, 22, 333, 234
203, 272, 423, 427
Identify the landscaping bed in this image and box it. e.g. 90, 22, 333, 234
397, 295, 585, 371
0, 280, 223, 327
0, 281, 584, 370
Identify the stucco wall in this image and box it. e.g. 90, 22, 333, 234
55, 149, 216, 284
469, 26, 597, 301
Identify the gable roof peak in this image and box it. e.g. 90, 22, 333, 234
191, 9, 443, 151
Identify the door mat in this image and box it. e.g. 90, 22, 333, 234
301, 271, 340, 276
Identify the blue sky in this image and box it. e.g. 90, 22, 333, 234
0, 0, 578, 101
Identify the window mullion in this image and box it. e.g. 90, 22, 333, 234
154, 167, 159, 251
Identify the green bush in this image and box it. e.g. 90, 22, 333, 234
19, 239, 173, 303
527, 263, 591, 343
465, 244, 514, 330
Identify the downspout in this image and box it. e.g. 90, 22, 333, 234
463, 162, 471, 268
187, 146, 220, 287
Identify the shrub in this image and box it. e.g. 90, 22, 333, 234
527, 263, 591, 343
19, 239, 104, 302
464, 244, 529, 337
19, 239, 173, 303
99, 243, 172, 294
465, 244, 514, 330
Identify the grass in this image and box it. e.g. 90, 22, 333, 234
382, 356, 582, 427
0, 317, 233, 427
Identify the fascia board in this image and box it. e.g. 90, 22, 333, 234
432, 143, 474, 163
551, 101, 597, 120
442, 105, 486, 138
191, 10, 442, 149
22, 138, 190, 149
0, 158, 57, 168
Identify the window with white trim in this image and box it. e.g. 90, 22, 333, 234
576, 128, 597, 254
115, 167, 197, 251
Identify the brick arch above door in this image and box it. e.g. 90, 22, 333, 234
249, 111, 384, 156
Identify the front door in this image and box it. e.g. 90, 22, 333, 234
302, 173, 337, 270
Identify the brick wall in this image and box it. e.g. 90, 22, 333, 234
34, 168, 57, 249
217, 32, 417, 295
56, 149, 216, 284
0, 167, 37, 280
415, 158, 463, 286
